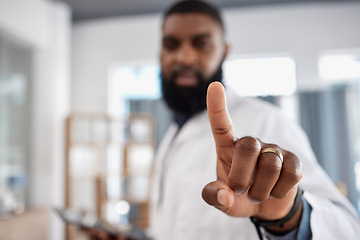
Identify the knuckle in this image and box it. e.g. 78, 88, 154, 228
283, 152, 303, 182
282, 166, 302, 183
236, 136, 261, 153
228, 179, 249, 192
284, 151, 297, 161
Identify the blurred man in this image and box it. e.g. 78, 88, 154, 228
86, 1, 360, 239
149, 0, 360, 239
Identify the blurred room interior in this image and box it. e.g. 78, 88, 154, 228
1, 0, 360, 239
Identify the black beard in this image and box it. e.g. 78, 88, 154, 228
161, 65, 223, 117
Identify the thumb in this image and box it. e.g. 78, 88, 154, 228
202, 180, 235, 209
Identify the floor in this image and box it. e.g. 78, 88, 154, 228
0, 208, 49, 240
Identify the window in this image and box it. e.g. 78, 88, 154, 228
110, 65, 160, 99
223, 56, 297, 96
108, 56, 297, 120
319, 53, 360, 82
108, 62, 161, 117
0, 34, 32, 216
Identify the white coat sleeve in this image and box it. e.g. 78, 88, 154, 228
233, 97, 360, 240
275, 116, 360, 240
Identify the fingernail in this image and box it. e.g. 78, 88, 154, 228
217, 189, 228, 206
234, 190, 245, 195
269, 194, 280, 199
251, 199, 262, 204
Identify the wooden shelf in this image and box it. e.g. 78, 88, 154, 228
64, 113, 155, 240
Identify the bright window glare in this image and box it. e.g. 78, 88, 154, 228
319, 54, 360, 81
223, 57, 296, 96
109, 57, 297, 107
112, 65, 160, 99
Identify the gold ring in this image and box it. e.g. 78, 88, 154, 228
260, 148, 284, 164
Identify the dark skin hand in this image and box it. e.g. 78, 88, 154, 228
202, 82, 303, 234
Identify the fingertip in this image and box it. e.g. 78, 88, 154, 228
202, 182, 216, 205
208, 81, 223, 89
207, 81, 225, 98
207, 82, 226, 112
202, 181, 234, 208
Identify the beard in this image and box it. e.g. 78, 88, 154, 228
161, 64, 223, 116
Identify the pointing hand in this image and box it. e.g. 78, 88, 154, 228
202, 82, 303, 233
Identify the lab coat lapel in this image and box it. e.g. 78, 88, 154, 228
172, 110, 210, 147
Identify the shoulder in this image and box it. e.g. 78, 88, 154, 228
225, 86, 285, 120
224, 86, 309, 146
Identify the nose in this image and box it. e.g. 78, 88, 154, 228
176, 44, 198, 66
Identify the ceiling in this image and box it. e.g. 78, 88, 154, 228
54, 0, 359, 22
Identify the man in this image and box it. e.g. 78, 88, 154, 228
149, 0, 360, 239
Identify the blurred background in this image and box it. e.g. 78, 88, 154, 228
0, 0, 360, 239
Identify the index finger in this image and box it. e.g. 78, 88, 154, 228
207, 82, 234, 148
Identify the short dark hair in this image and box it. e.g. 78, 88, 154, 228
163, 0, 224, 31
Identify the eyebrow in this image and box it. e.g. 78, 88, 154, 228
192, 33, 212, 41
162, 32, 212, 42
162, 35, 177, 42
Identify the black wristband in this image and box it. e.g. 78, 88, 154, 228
250, 187, 304, 228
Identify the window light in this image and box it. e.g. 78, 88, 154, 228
319, 54, 360, 82
223, 57, 297, 96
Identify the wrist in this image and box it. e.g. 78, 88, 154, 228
250, 187, 304, 234
265, 199, 303, 234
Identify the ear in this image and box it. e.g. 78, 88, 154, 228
223, 42, 230, 60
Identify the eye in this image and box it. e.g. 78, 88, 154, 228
194, 39, 211, 50
163, 39, 179, 51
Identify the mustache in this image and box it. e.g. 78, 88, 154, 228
161, 63, 224, 116
169, 66, 203, 84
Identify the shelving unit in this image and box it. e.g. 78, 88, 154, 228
64, 113, 155, 240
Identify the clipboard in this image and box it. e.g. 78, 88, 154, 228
54, 207, 152, 240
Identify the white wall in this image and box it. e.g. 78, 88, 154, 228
72, 15, 162, 113
224, 2, 360, 88
1, 1, 71, 239
72, 1, 360, 113
0, 0, 51, 48
33, 3, 72, 240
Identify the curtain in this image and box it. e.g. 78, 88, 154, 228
299, 84, 359, 208
257, 95, 278, 105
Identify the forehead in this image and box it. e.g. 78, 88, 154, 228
162, 13, 223, 38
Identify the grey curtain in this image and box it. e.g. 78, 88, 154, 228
257, 95, 278, 105
299, 85, 359, 208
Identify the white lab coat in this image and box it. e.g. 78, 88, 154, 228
149, 87, 360, 240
